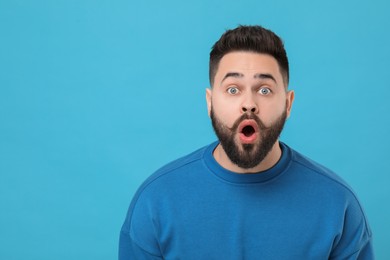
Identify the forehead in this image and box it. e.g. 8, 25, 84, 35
215, 51, 283, 82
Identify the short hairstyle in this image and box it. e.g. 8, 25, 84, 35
209, 25, 289, 87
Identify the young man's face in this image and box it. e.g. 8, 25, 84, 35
206, 51, 294, 169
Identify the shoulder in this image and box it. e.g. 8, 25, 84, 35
288, 145, 355, 193
121, 143, 213, 237
286, 144, 372, 230
287, 145, 371, 226
284, 144, 368, 212
131, 143, 213, 202
151, 144, 208, 178
144, 144, 209, 184
119, 144, 210, 257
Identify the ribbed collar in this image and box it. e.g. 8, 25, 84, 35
203, 141, 292, 184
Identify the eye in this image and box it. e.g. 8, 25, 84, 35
259, 87, 271, 95
227, 87, 239, 95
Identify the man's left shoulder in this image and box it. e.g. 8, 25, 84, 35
287, 144, 358, 197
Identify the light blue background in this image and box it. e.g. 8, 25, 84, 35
1, 0, 389, 259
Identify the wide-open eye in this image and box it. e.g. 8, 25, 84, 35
259, 87, 271, 95
227, 87, 239, 95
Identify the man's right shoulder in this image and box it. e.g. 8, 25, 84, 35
134, 142, 214, 196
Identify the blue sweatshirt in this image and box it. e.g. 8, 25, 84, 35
119, 142, 373, 259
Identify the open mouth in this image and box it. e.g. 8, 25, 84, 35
242, 125, 255, 137
238, 120, 259, 143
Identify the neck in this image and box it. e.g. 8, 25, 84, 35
213, 141, 282, 174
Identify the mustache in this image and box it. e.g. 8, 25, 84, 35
227, 113, 268, 132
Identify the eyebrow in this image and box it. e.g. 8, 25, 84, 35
221, 72, 244, 84
254, 73, 277, 83
221, 72, 277, 85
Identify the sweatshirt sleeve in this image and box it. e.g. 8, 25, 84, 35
329, 195, 374, 260
119, 229, 162, 260
118, 187, 163, 260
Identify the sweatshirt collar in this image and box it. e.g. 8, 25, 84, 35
203, 141, 291, 184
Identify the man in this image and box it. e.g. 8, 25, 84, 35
119, 25, 373, 259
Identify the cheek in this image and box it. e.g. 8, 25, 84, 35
211, 98, 238, 125
258, 101, 286, 123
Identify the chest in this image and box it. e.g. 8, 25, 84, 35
155, 185, 340, 260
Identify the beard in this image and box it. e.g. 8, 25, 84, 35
210, 107, 287, 169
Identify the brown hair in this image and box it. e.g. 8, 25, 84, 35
209, 25, 289, 87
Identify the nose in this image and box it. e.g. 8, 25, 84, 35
241, 94, 258, 114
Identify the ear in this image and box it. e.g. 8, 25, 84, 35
286, 90, 295, 118
206, 88, 212, 117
